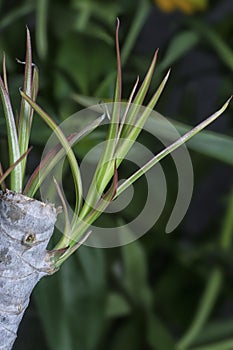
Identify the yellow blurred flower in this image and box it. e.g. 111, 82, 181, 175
154, 0, 208, 14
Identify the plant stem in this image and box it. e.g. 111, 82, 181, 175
177, 189, 233, 349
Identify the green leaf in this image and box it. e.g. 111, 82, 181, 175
31, 61, 39, 103
177, 269, 223, 350
194, 319, 233, 346
18, 27, 33, 181
20, 90, 83, 217
0, 74, 22, 191
73, 93, 233, 165
160, 31, 199, 70
35, 247, 107, 350
79, 50, 166, 221
0, 4, 34, 31
120, 50, 159, 137
190, 338, 233, 350
116, 69, 170, 162
120, 223, 175, 350
147, 118, 233, 166
121, 237, 150, 304
120, 0, 150, 65
78, 20, 122, 219
55, 164, 118, 263
106, 293, 131, 318
177, 190, 233, 349
72, 0, 120, 27
24, 113, 105, 197
188, 18, 233, 72
0, 146, 32, 185
147, 314, 176, 350
56, 33, 115, 95
116, 98, 232, 198
53, 177, 71, 242
36, 0, 48, 59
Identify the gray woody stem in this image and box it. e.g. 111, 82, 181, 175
0, 190, 57, 350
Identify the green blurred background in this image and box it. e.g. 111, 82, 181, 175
0, 0, 233, 349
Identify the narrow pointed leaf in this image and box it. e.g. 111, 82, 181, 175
70, 93, 233, 165
133, 50, 159, 106
2, 53, 9, 93
81, 70, 170, 207
53, 177, 71, 243
0, 147, 32, 185
46, 246, 70, 273
23, 141, 64, 196
31, 64, 39, 109
147, 69, 171, 109
116, 98, 232, 197
114, 18, 122, 104
79, 19, 122, 219
56, 164, 118, 257
20, 90, 83, 216
55, 230, 92, 268
116, 69, 171, 162
72, 162, 118, 241
18, 27, 33, 179
120, 50, 159, 138
117, 76, 140, 142
0, 75, 22, 191
18, 28, 32, 167
23, 113, 105, 197
97, 18, 122, 173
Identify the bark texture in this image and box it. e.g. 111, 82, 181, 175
0, 190, 57, 350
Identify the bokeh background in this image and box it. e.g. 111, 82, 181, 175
0, 0, 233, 349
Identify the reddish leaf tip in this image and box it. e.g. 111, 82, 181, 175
116, 17, 120, 28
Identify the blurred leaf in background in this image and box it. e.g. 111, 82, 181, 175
34, 247, 107, 350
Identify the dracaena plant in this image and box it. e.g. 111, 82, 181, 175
0, 22, 231, 350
